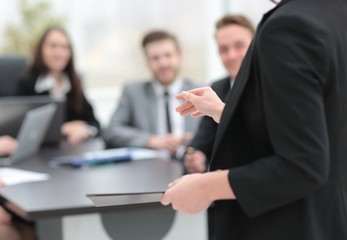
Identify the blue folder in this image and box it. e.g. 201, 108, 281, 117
49, 148, 166, 167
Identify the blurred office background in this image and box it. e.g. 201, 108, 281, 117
0, 0, 273, 127
0, 0, 274, 239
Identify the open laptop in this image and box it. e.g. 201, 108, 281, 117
0, 104, 57, 166
0, 96, 65, 146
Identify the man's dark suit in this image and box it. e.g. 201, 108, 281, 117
188, 77, 230, 240
210, 0, 347, 239
189, 76, 231, 160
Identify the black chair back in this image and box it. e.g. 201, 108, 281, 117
0, 55, 27, 96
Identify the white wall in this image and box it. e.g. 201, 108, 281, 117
206, 0, 276, 83
0, 0, 274, 87
227, 0, 275, 25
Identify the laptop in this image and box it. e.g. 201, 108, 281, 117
0, 96, 65, 146
0, 104, 57, 166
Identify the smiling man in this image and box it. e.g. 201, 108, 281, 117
104, 30, 200, 157
185, 15, 254, 174
183, 15, 254, 240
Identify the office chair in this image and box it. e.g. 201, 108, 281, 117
0, 55, 27, 96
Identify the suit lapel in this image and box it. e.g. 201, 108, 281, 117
145, 82, 158, 134
211, 41, 255, 159
210, 1, 292, 163
221, 77, 232, 100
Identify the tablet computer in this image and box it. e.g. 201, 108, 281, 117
86, 191, 164, 207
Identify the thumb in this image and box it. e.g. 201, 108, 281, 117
160, 192, 171, 206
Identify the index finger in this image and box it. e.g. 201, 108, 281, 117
176, 91, 187, 100
176, 101, 196, 115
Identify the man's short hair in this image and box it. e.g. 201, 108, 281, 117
142, 30, 180, 51
216, 14, 255, 35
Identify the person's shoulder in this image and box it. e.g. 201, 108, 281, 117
263, 0, 330, 34
15, 73, 38, 96
210, 76, 231, 99
122, 80, 151, 93
16, 74, 37, 87
210, 76, 230, 88
17, 73, 36, 82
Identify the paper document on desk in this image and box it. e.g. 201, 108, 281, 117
0, 167, 49, 186
131, 148, 170, 161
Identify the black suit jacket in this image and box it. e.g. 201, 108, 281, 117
210, 0, 347, 239
189, 77, 231, 160
16, 75, 100, 131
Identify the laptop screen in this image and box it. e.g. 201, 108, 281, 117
0, 104, 57, 166
0, 96, 65, 146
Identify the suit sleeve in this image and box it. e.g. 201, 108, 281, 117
103, 85, 152, 147
228, 15, 330, 217
190, 116, 217, 161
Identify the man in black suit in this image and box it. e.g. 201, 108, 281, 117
184, 15, 254, 174
162, 0, 347, 239
183, 15, 254, 240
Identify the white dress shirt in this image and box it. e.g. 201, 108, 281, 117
35, 73, 71, 100
152, 77, 185, 138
